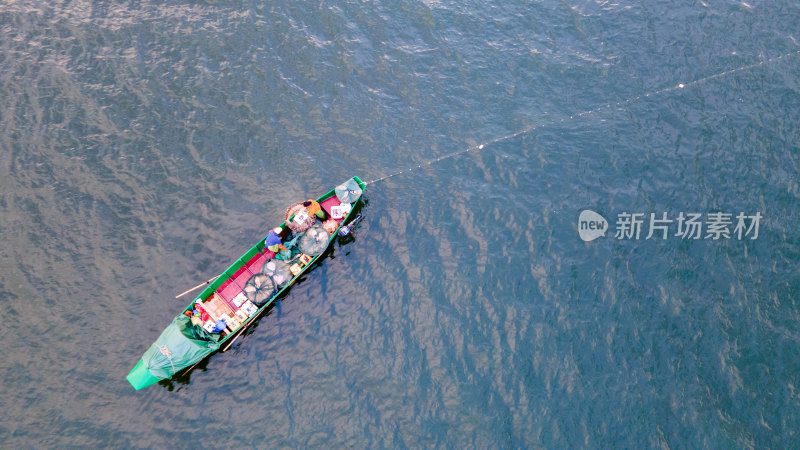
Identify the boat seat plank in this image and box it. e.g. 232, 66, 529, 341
216, 254, 266, 307
216, 278, 232, 292
218, 280, 241, 303
245, 252, 269, 274
233, 265, 255, 290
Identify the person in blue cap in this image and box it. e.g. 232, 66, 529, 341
265, 226, 288, 254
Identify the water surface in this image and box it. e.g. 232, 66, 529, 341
1, 0, 799, 447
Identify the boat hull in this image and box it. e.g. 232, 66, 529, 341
127, 176, 365, 390
127, 358, 163, 390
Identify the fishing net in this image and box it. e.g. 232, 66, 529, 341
285, 202, 316, 232
299, 224, 330, 256
276, 230, 303, 260
335, 177, 362, 203
141, 315, 220, 379
262, 259, 292, 287
243, 273, 276, 306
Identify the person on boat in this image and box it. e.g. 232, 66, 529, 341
303, 199, 327, 220
265, 227, 288, 254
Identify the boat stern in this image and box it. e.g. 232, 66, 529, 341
126, 359, 162, 390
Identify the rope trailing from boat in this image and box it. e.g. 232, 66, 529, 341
364, 49, 800, 185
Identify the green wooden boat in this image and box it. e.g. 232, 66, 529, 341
127, 176, 366, 390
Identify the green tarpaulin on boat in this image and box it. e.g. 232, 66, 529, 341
141, 315, 220, 379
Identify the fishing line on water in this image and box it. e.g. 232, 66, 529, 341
364, 49, 800, 186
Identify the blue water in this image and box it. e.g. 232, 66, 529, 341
1, 1, 799, 447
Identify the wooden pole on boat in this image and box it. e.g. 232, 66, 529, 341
222, 312, 261, 352
175, 275, 219, 299
222, 334, 240, 352
183, 359, 203, 375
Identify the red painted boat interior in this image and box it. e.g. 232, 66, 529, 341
211, 195, 344, 311
215, 252, 268, 310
